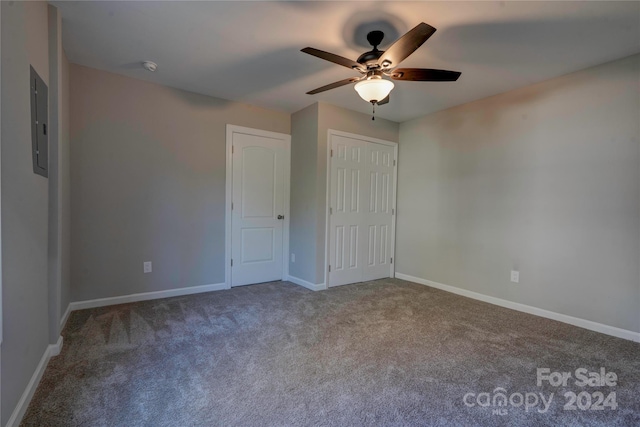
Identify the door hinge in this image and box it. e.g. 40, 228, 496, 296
390, 257, 393, 264
392, 208, 394, 215
232, 146, 234, 154
330, 149, 333, 157
328, 265, 331, 272
393, 159, 396, 166
231, 202, 234, 210
231, 259, 233, 267
330, 207, 333, 214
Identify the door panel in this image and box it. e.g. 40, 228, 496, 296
362, 142, 395, 282
232, 133, 287, 287
329, 136, 367, 287
241, 228, 274, 263
241, 147, 275, 218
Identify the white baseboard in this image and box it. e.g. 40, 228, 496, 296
395, 272, 640, 343
69, 282, 227, 311
60, 303, 71, 331
6, 336, 64, 427
50, 335, 63, 357
286, 275, 327, 291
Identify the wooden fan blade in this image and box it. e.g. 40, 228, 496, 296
301, 47, 364, 72
377, 22, 436, 68
389, 68, 461, 81
377, 94, 390, 105
306, 77, 362, 95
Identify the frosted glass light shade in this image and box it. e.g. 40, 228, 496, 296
354, 78, 394, 103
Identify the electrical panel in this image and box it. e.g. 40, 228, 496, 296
30, 66, 48, 177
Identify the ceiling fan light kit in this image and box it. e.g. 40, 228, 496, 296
354, 77, 394, 104
301, 21, 461, 116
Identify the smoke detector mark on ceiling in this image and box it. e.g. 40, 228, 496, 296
142, 61, 158, 72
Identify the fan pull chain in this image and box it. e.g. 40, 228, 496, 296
372, 102, 376, 121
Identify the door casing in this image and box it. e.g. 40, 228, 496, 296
225, 125, 291, 288
324, 129, 398, 287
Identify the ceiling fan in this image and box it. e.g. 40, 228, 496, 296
301, 22, 461, 107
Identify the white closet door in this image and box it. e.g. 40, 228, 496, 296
362, 143, 394, 281
328, 133, 395, 287
328, 136, 368, 287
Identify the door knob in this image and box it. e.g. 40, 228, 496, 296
277, 215, 284, 220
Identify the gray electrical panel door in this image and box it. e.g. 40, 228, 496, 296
30, 66, 48, 177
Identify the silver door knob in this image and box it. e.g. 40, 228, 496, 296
277, 215, 284, 220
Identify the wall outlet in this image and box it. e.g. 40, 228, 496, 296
291, 253, 295, 263
144, 261, 152, 273
510, 270, 519, 283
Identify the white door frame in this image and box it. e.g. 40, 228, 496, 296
324, 129, 398, 286
225, 125, 291, 288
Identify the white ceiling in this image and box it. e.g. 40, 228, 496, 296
53, 1, 640, 122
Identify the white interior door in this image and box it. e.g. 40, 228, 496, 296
231, 131, 288, 287
328, 133, 396, 287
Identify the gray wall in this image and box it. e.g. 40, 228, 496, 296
0, 2, 3, 421
288, 102, 399, 285
47, 4, 61, 344
60, 43, 70, 320
70, 65, 290, 301
47, 5, 71, 334
1, 1, 50, 424
396, 54, 640, 333
289, 104, 319, 283
0, 0, 4, 418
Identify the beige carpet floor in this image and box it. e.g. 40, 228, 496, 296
22, 279, 640, 426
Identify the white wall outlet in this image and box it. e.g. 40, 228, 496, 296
144, 261, 152, 273
291, 253, 295, 263
510, 270, 519, 283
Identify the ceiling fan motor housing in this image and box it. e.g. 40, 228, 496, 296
357, 50, 384, 66
357, 30, 386, 66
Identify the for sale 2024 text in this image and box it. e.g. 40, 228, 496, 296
537, 367, 618, 411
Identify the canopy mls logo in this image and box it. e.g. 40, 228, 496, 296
463, 388, 553, 416
463, 367, 619, 416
